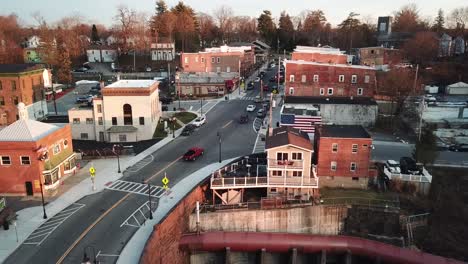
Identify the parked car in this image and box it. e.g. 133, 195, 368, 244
247, 81, 254, 90
73, 67, 88, 73
449, 144, 468, 152
181, 124, 196, 136
399, 157, 422, 174
256, 109, 266, 118
254, 77, 260, 82
75, 94, 94, 103
239, 114, 249, 124
254, 96, 262, 103
269, 76, 276, 82
192, 115, 206, 127
262, 84, 269, 91
384, 160, 401, 174
270, 63, 276, 68
90, 83, 101, 92
183, 147, 204, 161
246, 105, 256, 112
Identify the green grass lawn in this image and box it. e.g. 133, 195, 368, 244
153, 119, 182, 138
320, 188, 399, 207
174, 112, 197, 124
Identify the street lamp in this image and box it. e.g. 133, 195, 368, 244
39, 181, 47, 219
148, 183, 153, 220
113, 144, 122, 173
171, 117, 176, 138
82, 246, 97, 264
217, 131, 221, 163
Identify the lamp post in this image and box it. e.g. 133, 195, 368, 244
200, 98, 204, 116
40, 181, 47, 219
82, 246, 97, 264
148, 183, 153, 220
171, 117, 176, 138
113, 144, 121, 173
217, 131, 221, 163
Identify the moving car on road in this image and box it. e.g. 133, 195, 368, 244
192, 115, 206, 127
239, 114, 249, 124
256, 109, 266, 118
246, 105, 256, 112
183, 147, 204, 161
181, 124, 196, 136
254, 77, 260, 82
247, 81, 254, 90
254, 96, 262, 103
75, 94, 94, 103
262, 84, 269, 91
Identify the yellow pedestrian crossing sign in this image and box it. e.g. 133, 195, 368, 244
89, 167, 96, 177
162, 175, 169, 189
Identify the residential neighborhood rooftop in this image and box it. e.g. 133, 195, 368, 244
0, 119, 62, 142
266, 126, 313, 150
318, 125, 371, 139
284, 59, 375, 70
294, 46, 345, 55
0, 63, 45, 73
105, 80, 157, 88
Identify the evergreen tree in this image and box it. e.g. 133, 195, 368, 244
156, 0, 168, 15
257, 10, 276, 46
91, 24, 100, 43
432, 9, 445, 32
412, 126, 439, 166
278, 11, 294, 51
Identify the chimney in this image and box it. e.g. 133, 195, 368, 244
17, 102, 28, 120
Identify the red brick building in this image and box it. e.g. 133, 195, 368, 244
284, 60, 376, 97
0, 64, 49, 126
359, 47, 402, 67
181, 45, 255, 76
291, 46, 348, 64
0, 104, 76, 196
314, 125, 372, 189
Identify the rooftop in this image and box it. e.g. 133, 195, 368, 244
179, 72, 238, 83
284, 96, 378, 106
0, 119, 62, 142
284, 59, 375, 70
105, 80, 157, 89
318, 125, 371, 139
294, 46, 345, 55
266, 127, 313, 150
0, 64, 45, 74
202, 45, 252, 53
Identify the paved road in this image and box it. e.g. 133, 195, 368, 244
5, 84, 261, 264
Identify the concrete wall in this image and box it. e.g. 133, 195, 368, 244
68, 109, 96, 140
189, 205, 347, 235
319, 176, 369, 189
321, 104, 377, 127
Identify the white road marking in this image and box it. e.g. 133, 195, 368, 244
105, 180, 166, 198
126, 154, 154, 173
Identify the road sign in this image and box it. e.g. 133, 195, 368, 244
89, 167, 96, 177
162, 175, 169, 189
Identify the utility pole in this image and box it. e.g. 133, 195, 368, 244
260, 79, 263, 99
413, 64, 419, 94
40, 182, 47, 219
418, 96, 425, 142
133, 50, 136, 72
217, 131, 221, 163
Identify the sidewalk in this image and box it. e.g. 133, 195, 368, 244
0, 125, 188, 263
117, 158, 237, 264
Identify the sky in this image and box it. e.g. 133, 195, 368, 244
1, 0, 466, 27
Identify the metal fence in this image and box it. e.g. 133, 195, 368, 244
320, 197, 400, 211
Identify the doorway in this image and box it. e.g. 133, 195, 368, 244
25, 181, 33, 196
99, 132, 104, 142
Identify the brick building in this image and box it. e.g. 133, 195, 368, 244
291, 46, 348, 64
359, 47, 402, 68
0, 104, 76, 196
284, 60, 376, 98
177, 72, 239, 97
0, 64, 50, 126
180, 45, 255, 76
313, 125, 372, 189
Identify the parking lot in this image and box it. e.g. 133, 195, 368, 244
47, 83, 98, 115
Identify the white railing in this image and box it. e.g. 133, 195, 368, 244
383, 167, 432, 183
268, 159, 304, 169
211, 176, 318, 188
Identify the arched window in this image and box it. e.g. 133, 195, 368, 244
123, 104, 133, 125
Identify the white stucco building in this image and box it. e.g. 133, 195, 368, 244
68, 80, 161, 143
86, 45, 118, 63
151, 42, 175, 61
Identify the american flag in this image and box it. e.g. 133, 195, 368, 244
280, 114, 322, 133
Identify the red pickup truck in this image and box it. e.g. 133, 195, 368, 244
183, 147, 204, 161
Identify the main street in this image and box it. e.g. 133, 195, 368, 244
5, 77, 266, 263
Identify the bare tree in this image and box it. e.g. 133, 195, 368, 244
213, 5, 234, 43
197, 12, 216, 48
448, 7, 468, 30
114, 5, 137, 52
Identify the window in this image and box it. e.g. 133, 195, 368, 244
63, 139, 68, 149
80, 133, 88, 139
0, 81, 2, 90
86, 118, 93, 124
301, 75, 306, 82
226, 66, 230, 72
327, 88, 333, 95
350, 162, 357, 171
331, 161, 337, 171
270, 188, 278, 193
123, 104, 133, 125
53, 144, 61, 155
292, 153, 302, 160
216, 57, 220, 63
1, 156, 11, 165
289, 75, 295, 82
289, 87, 294, 95
352, 177, 359, 181
13, 96, 19, 105
0, 96, 4, 106
201, 57, 205, 63
276, 152, 288, 161
216, 67, 221, 73
364, 75, 370, 83
195, 56, 198, 62
21, 156, 31, 165
184, 57, 188, 63
338, 75, 344, 82
351, 75, 357, 83
332, 143, 338, 152
72, 118, 80, 124
22, 79, 25, 89
352, 144, 358, 153
97, 104, 102, 113
139, 117, 145, 125
313, 75, 319, 82
320, 88, 325, 95
119, 134, 127, 142
98, 117, 103, 125
211, 57, 215, 63
292, 171, 302, 177
11, 80, 16, 91
357, 88, 363, 95
112, 117, 117, 125
272, 170, 282, 177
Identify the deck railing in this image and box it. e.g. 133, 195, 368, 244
268, 159, 304, 169
211, 176, 318, 188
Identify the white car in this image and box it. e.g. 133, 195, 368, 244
254, 77, 260, 82
270, 63, 276, 68
192, 116, 206, 127
246, 105, 256, 112
385, 160, 401, 174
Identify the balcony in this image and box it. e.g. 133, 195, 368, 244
268, 159, 304, 169
211, 175, 318, 189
